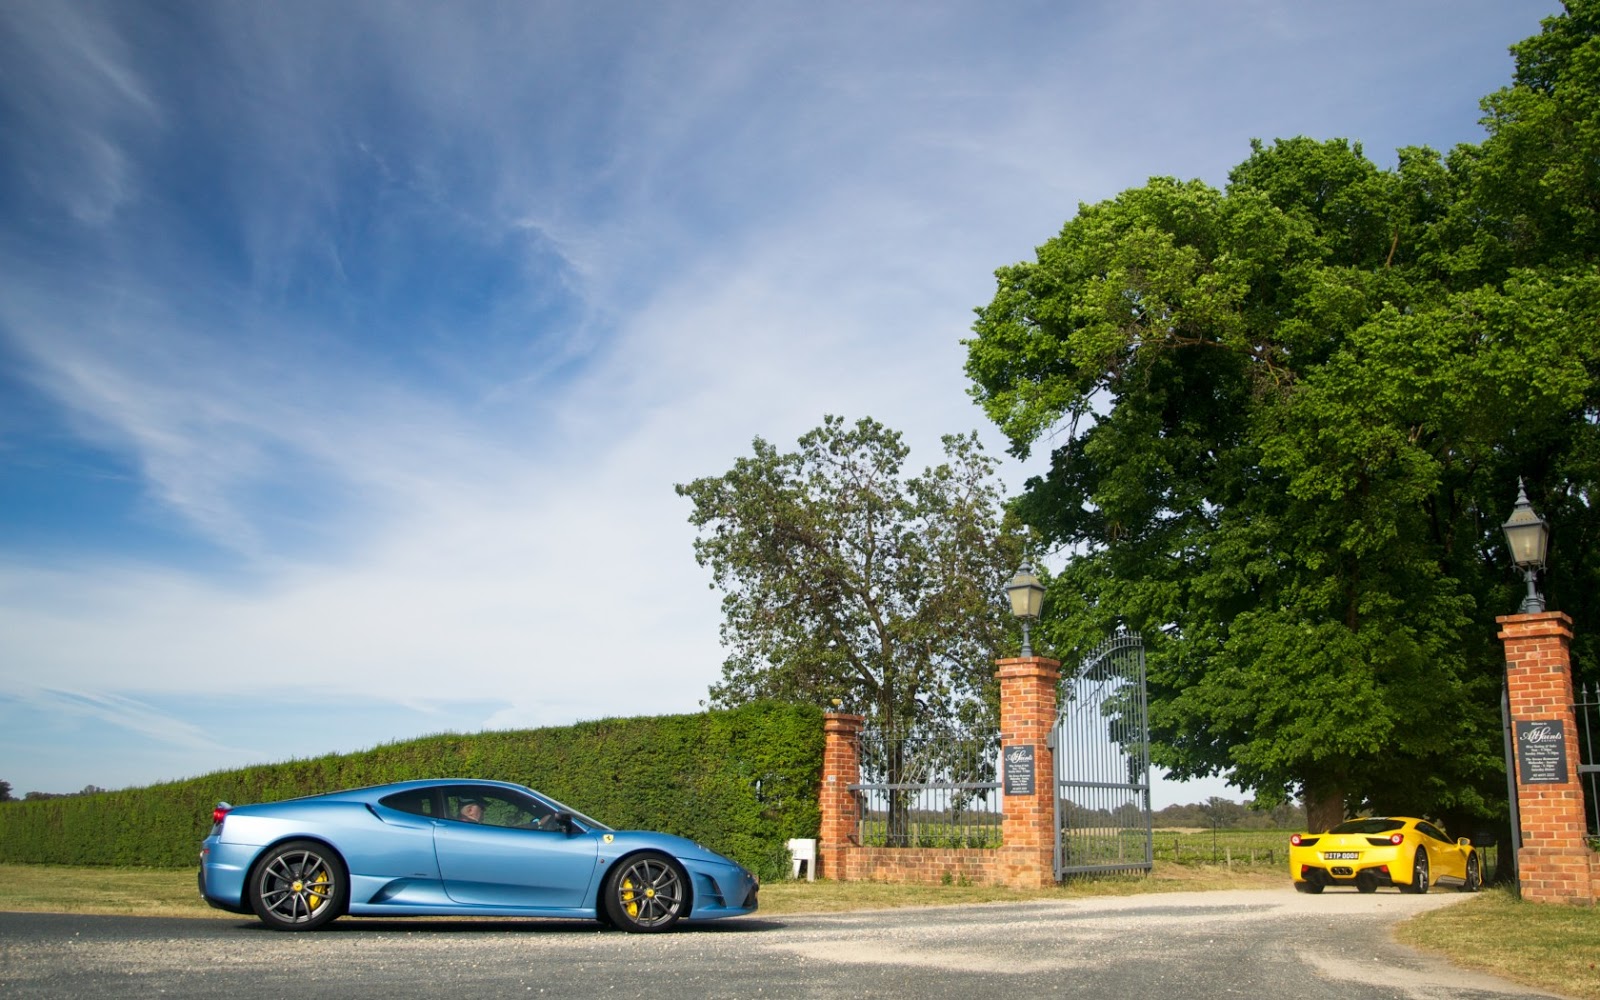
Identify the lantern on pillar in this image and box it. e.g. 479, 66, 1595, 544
1501, 478, 1551, 614
1004, 565, 1046, 657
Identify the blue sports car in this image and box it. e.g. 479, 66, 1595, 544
198, 778, 759, 932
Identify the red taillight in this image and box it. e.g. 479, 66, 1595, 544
1389, 833, 1404, 845
212, 806, 230, 826
1290, 834, 1302, 846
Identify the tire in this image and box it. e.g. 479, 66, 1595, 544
1356, 873, 1378, 894
248, 840, 347, 931
1404, 850, 1429, 894
603, 851, 687, 932
1294, 880, 1324, 894
1460, 853, 1481, 893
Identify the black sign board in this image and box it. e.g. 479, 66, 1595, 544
1515, 720, 1569, 785
1003, 745, 1036, 796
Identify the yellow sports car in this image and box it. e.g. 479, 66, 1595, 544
1289, 816, 1482, 894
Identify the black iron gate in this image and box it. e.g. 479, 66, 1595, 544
1050, 631, 1153, 878
1579, 682, 1599, 837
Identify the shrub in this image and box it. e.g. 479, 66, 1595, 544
0, 701, 822, 882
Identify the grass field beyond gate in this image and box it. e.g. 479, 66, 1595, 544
1155, 828, 1298, 866
854, 825, 1499, 872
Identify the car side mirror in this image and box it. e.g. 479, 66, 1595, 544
1457, 837, 1471, 847
558, 811, 576, 836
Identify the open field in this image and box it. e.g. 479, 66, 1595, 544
2, 862, 1591, 999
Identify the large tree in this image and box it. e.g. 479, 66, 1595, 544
964, 4, 1600, 833
676, 416, 1028, 736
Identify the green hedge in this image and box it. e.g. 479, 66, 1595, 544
0, 701, 823, 881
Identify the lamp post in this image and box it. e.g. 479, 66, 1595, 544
1501, 478, 1551, 614
1005, 565, 1046, 657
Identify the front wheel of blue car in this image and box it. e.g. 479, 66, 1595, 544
604, 851, 687, 933
248, 840, 347, 931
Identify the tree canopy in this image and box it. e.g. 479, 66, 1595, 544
964, 2, 1600, 831
676, 416, 1028, 735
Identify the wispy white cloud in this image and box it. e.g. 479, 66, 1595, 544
21, 689, 234, 756
0, 1, 162, 225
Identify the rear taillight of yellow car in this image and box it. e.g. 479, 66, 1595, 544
1389, 833, 1404, 845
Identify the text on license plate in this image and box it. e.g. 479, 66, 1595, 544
1323, 852, 1359, 860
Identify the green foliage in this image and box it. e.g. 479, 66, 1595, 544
964, 4, 1600, 828
0, 702, 822, 881
676, 415, 1029, 735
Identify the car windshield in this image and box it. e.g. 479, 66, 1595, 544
1329, 818, 1404, 835
534, 793, 612, 833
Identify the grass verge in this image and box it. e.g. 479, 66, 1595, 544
0, 863, 224, 918
1394, 885, 1600, 1000
757, 862, 1283, 912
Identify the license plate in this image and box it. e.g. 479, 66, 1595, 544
1324, 852, 1359, 860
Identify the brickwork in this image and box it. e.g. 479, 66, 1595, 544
815, 657, 1063, 888
1497, 611, 1598, 905
832, 848, 999, 885
997, 656, 1061, 889
817, 712, 864, 881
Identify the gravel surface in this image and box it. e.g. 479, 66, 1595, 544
0, 887, 1568, 999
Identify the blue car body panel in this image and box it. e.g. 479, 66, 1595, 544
198, 778, 759, 927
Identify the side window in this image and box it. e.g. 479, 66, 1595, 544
378, 789, 436, 817
445, 788, 555, 829
1417, 822, 1448, 843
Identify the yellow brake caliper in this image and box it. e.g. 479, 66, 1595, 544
621, 877, 639, 917
305, 868, 329, 911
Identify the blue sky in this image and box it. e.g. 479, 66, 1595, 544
0, 1, 1558, 807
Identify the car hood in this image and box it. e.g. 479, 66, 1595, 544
601, 830, 742, 867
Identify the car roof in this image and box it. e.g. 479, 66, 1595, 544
276, 778, 537, 804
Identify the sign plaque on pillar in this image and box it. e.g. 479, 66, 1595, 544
1002, 745, 1036, 796
1514, 720, 1569, 785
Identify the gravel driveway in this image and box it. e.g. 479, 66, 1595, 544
0, 887, 1566, 999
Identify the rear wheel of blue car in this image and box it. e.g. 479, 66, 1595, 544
604, 851, 686, 933
249, 840, 347, 931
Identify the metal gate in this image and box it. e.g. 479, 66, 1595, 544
1050, 631, 1152, 878
1579, 683, 1599, 837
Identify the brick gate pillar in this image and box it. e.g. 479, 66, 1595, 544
997, 655, 1061, 889
1497, 611, 1594, 905
818, 711, 864, 881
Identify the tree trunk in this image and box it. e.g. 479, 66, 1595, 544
1303, 783, 1345, 833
